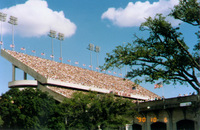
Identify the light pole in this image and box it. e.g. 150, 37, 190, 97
87, 43, 94, 70
8, 16, 17, 51
48, 30, 56, 60
95, 46, 100, 72
0, 12, 7, 49
57, 32, 64, 63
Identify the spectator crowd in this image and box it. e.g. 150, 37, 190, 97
6, 50, 159, 100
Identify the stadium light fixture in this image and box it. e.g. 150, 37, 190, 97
57, 32, 64, 63
8, 16, 17, 51
95, 46, 100, 72
87, 43, 94, 70
48, 30, 56, 60
0, 12, 7, 49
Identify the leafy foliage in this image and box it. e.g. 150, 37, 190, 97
170, 0, 199, 26
171, 0, 200, 65
0, 116, 3, 127
102, 0, 200, 94
0, 88, 65, 129
61, 92, 136, 129
0, 89, 136, 129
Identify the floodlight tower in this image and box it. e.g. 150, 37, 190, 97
48, 30, 56, 60
87, 43, 94, 70
94, 46, 100, 72
57, 32, 64, 63
0, 12, 7, 49
8, 16, 17, 51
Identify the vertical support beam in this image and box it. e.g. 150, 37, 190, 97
60, 40, 62, 63
146, 113, 150, 130
125, 124, 132, 130
24, 71, 27, 80
166, 109, 173, 130
12, 24, 14, 51
197, 112, 200, 130
51, 37, 54, 61
12, 64, 15, 81
90, 51, 93, 70
96, 52, 99, 72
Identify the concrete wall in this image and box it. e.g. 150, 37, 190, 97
131, 95, 200, 130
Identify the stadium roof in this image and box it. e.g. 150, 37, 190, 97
1, 49, 159, 101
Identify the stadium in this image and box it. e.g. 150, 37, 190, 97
1, 49, 200, 130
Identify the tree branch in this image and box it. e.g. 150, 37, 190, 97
182, 68, 195, 79
137, 58, 166, 66
167, 77, 187, 81
178, 71, 200, 94
176, 38, 200, 70
176, 16, 199, 26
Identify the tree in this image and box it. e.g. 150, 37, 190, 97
0, 88, 65, 129
170, 0, 200, 64
102, 0, 200, 94
170, 0, 199, 26
0, 116, 3, 127
61, 92, 136, 129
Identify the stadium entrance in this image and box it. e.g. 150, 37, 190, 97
151, 122, 166, 130
177, 119, 194, 130
132, 124, 142, 130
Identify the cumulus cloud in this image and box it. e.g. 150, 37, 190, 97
101, 0, 180, 27
0, 0, 76, 37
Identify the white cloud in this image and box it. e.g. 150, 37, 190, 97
101, 0, 180, 27
0, 0, 76, 37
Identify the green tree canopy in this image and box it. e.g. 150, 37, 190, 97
170, 0, 199, 26
0, 88, 65, 129
102, 0, 200, 94
170, 0, 200, 63
61, 92, 136, 129
0, 116, 3, 127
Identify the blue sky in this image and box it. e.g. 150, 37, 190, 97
0, 0, 199, 98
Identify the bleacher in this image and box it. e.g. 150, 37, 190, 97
2, 49, 159, 101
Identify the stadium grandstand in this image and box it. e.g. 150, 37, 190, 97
1, 49, 159, 102
1, 49, 200, 130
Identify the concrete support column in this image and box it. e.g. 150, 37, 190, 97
125, 124, 132, 130
146, 115, 150, 130
166, 109, 173, 130
24, 71, 27, 80
142, 113, 148, 130
12, 64, 15, 81
37, 81, 65, 102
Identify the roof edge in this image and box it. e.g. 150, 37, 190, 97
1, 49, 47, 84
46, 79, 149, 100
